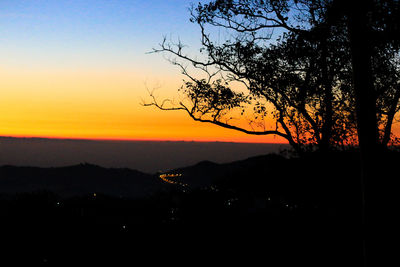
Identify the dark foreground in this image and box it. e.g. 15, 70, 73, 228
0, 151, 397, 266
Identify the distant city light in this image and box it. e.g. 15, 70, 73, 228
159, 173, 188, 187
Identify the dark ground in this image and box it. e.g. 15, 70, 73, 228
0, 150, 397, 266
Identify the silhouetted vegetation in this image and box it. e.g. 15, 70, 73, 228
145, 0, 400, 155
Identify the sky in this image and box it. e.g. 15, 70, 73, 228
0, 0, 287, 143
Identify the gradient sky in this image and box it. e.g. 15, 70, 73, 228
0, 0, 287, 143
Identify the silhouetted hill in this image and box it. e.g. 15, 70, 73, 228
0, 152, 363, 200
1, 151, 398, 266
161, 152, 368, 211
0, 163, 167, 198
0, 154, 293, 198
162, 153, 334, 192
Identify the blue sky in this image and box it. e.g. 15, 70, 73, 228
0, 0, 203, 71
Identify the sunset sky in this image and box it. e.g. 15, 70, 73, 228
0, 1, 301, 144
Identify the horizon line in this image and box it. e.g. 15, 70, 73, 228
0, 135, 289, 145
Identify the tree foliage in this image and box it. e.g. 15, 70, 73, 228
144, 0, 400, 153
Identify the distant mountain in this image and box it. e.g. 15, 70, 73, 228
159, 152, 364, 203
0, 163, 167, 198
0, 151, 373, 201
0, 154, 292, 198
162, 154, 289, 189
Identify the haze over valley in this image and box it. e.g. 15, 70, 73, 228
0, 137, 288, 173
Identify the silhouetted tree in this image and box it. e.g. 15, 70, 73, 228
322, 2, 400, 265
326, 0, 400, 152
145, 0, 400, 154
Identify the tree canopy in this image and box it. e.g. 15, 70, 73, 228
145, 0, 400, 154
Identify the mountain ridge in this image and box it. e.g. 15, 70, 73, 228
0, 153, 288, 198
0, 163, 167, 198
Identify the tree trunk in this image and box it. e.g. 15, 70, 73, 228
348, 3, 379, 153
347, 1, 379, 266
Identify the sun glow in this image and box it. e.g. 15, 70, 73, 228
0, 68, 286, 144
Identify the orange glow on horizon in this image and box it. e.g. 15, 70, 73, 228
0, 67, 289, 144
0, 133, 288, 144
